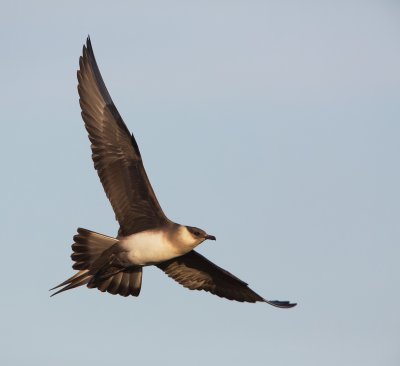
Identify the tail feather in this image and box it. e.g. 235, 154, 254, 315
50, 270, 91, 297
119, 273, 130, 297
108, 272, 123, 295
129, 269, 142, 296
71, 228, 118, 270
94, 275, 113, 292
51, 228, 143, 297
50, 270, 87, 291
87, 267, 142, 297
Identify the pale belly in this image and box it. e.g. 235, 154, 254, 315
118, 230, 186, 266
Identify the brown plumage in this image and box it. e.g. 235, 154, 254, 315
51, 37, 296, 308
51, 228, 142, 297
78, 39, 169, 236
157, 251, 294, 307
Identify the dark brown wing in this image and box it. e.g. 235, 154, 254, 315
78, 37, 169, 236
157, 251, 297, 308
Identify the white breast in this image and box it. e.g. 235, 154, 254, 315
118, 229, 186, 266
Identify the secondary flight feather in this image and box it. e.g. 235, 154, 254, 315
51, 37, 296, 308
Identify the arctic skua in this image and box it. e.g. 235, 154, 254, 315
51, 37, 296, 308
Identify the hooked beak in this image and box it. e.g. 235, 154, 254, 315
205, 234, 216, 241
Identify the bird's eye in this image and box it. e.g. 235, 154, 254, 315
194, 231, 200, 236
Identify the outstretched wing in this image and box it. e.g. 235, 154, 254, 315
157, 251, 297, 308
78, 37, 169, 236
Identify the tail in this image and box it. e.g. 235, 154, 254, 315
50, 228, 142, 297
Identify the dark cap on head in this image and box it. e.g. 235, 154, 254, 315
187, 226, 216, 241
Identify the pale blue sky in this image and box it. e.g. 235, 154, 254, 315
1, 1, 400, 365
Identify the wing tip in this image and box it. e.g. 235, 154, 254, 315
82, 35, 93, 60
264, 299, 297, 308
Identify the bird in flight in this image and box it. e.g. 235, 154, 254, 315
51, 37, 296, 308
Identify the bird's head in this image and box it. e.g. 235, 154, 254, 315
187, 226, 216, 243
176, 225, 216, 249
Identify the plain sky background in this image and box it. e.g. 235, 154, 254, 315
1, 1, 400, 365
